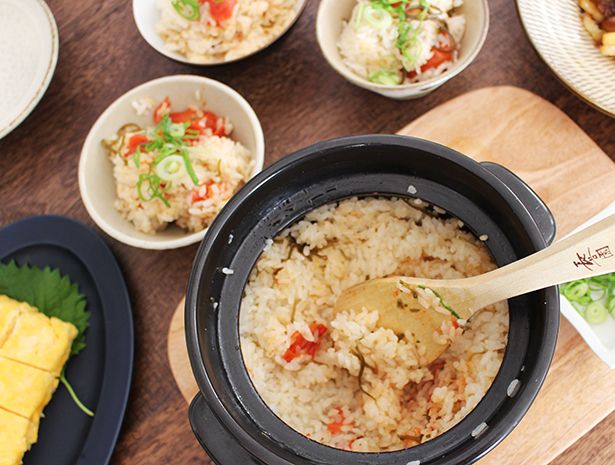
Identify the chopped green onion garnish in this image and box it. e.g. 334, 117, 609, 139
133, 145, 142, 169
369, 71, 400, 85
585, 301, 608, 324
182, 147, 199, 185
155, 154, 186, 181
358, 0, 437, 80
560, 273, 615, 324
379, 54, 399, 72
355, 2, 366, 29
172, 0, 201, 21
130, 112, 202, 208
563, 281, 589, 301
362, 5, 393, 29
169, 123, 186, 138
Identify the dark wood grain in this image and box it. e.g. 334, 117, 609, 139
1, 0, 614, 463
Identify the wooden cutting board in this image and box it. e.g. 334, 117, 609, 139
167, 86, 615, 464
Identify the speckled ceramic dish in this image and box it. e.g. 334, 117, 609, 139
0, 0, 58, 139
517, 0, 615, 117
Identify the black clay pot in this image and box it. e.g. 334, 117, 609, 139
185, 135, 559, 465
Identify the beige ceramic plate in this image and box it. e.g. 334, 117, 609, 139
0, 0, 58, 139
517, 0, 615, 117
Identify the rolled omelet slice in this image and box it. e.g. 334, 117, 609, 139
0, 295, 36, 348
0, 295, 78, 465
0, 407, 34, 465
0, 310, 77, 377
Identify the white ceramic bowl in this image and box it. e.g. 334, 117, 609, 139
133, 0, 308, 65
78, 75, 265, 250
316, 0, 489, 100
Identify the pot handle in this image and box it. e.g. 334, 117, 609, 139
189, 393, 267, 465
481, 161, 556, 245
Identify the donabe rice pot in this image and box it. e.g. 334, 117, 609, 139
240, 196, 508, 452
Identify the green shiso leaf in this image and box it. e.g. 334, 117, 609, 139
0, 260, 90, 357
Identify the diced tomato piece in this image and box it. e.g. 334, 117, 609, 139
283, 324, 327, 363
201, 110, 226, 137
187, 121, 203, 133
125, 134, 150, 157
184, 121, 204, 143
201, 111, 218, 129
191, 182, 212, 203
419, 46, 453, 72
154, 97, 171, 124
191, 180, 231, 203
327, 408, 345, 435
212, 125, 225, 137
204, 0, 236, 24
191, 190, 203, 203
169, 108, 199, 124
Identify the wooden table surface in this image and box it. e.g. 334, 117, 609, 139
2, 0, 615, 463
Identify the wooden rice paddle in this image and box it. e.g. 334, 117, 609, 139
334, 214, 615, 366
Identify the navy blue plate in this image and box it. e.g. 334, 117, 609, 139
0, 215, 134, 465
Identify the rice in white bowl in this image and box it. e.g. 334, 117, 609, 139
103, 98, 254, 234
240, 197, 508, 452
338, 0, 466, 85
155, 0, 300, 63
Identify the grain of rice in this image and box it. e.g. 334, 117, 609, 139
471, 422, 488, 438
507, 378, 520, 397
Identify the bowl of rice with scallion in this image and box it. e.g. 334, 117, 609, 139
79, 75, 264, 249
316, 0, 489, 99
133, 0, 307, 64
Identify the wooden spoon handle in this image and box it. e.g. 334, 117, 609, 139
468, 214, 615, 312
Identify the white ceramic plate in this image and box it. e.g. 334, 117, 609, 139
133, 0, 307, 65
517, 0, 615, 117
0, 0, 59, 139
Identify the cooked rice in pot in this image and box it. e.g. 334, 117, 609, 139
155, 0, 301, 63
240, 197, 508, 452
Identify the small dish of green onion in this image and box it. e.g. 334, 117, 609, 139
561, 274, 615, 325
557, 204, 615, 369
